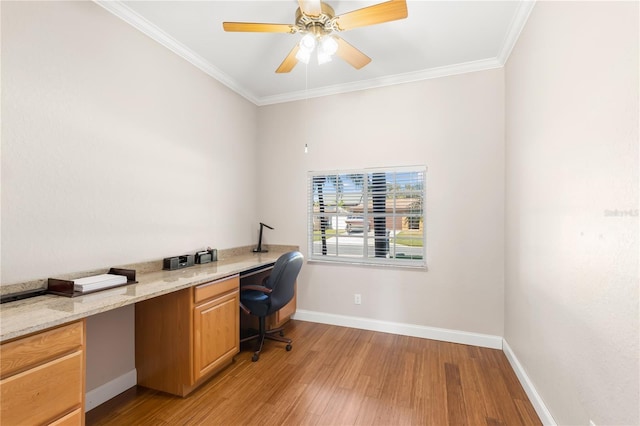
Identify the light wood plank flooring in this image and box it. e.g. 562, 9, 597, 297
87, 320, 541, 425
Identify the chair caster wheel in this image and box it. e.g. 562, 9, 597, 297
286, 344, 292, 351
252, 353, 259, 362
279, 330, 284, 337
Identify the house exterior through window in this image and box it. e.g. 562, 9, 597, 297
307, 166, 426, 268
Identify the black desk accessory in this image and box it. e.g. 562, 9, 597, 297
195, 248, 217, 264
1, 288, 47, 304
163, 254, 195, 270
253, 222, 274, 253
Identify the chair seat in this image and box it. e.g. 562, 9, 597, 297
241, 290, 270, 317
241, 289, 269, 303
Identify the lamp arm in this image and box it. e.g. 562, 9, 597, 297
253, 222, 274, 253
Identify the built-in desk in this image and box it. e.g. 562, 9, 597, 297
0, 250, 292, 342
0, 247, 297, 424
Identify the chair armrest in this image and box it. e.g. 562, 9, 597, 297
239, 301, 251, 314
240, 285, 272, 294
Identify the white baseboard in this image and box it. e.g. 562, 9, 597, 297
85, 369, 137, 412
292, 309, 503, 349
503, 340, 556, 425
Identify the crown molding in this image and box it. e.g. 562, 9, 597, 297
497, 1, 537, 65
93, 0, 260, 105
94, 0, 533, 107
257, 58, 503, 105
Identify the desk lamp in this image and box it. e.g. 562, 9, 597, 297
253, 222, 274, 253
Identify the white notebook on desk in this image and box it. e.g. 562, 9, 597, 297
73, 274, 127, 292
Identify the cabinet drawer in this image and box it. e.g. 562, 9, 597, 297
194, 275, 239, 304
0, 351, 84, 425
49, 408, 83, 425
1, 321, 84, 378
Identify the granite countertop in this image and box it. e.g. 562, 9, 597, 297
0, 249, 292, 342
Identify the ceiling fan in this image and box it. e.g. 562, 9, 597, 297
222, 0, 408, 73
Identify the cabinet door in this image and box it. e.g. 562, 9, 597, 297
193, 291, 239, 380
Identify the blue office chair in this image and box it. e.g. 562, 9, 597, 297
240, 251, 303, 362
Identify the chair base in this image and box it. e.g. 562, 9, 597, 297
240, 317, 292, 362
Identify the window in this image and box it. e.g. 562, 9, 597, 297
308, 166, 426, 268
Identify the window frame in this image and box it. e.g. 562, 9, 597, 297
307, 165, 426, 268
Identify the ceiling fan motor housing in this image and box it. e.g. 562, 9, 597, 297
295, 3, 337, 37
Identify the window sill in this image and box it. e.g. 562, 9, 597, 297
306, 258, 428, 270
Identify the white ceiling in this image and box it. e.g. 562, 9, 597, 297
96, 1, 535, 105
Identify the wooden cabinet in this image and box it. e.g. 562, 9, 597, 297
0, 320, 86, 425
193, 289, 239, 380
135, 275, 239, 397
269, 291, 296, 329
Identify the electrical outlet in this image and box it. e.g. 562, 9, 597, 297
354, 294, 362, 305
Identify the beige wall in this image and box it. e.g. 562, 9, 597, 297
505, 2, 639, 424
85, 305, 135, 391
1, 1, 258, 285
257, 69, 506, 336
1, 1, 258, 396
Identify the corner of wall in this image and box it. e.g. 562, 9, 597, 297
502, 339, 556, 425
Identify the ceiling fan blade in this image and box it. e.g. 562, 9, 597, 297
223, 22, 295, 33
334, 0, 408, 31
276, 44, 300, 73
335, 37, 371, 70
298, 0, 323, 17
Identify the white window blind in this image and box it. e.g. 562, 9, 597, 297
308, 166, 426, 267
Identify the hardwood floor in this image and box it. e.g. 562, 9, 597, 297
86, 320, 541, 425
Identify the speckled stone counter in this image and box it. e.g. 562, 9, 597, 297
0, 246, 296, 342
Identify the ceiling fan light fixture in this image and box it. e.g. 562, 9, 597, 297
320, 35, 338, 56
295, 47, 312, 64
316, 35, 337, 65
299, 33, 317, 53
316, 49, 332, 65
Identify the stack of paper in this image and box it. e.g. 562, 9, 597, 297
73, 274, 128, 293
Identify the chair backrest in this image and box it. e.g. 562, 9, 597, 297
266, 251, 303, 313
